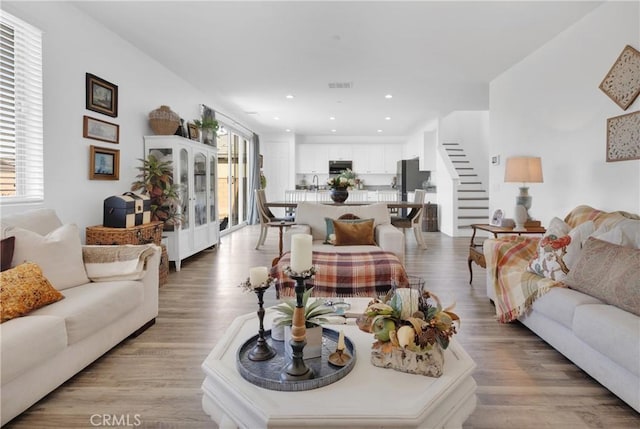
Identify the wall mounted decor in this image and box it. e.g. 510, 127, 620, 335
90, 145, 120, 180
606, 110, 640, 162
83, 115, 119, 144
599, 45, 640, 110
86, 73, 118, 117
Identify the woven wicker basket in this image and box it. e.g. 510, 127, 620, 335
86, 222, 163, 246
149, 105, 179, 135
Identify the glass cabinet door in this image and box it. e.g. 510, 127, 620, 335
193, 151, 207, 227
179, 148, 189, 230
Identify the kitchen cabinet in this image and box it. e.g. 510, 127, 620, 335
353, 145, 384, 174
383, 144, 400, 174
328, 146, 352, 161
144, 135, 219, 271
297, 144, 328, 174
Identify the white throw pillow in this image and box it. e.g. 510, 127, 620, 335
8, 224, 89, 290
592, 219, 640, 249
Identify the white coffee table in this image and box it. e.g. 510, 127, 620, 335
201, 299, 477, 429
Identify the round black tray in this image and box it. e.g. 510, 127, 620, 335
236, 327, 356, 391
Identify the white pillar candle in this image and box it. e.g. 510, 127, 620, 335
290, 234, 313, 273
249, 266, 269, 288
337, 330, 345, 351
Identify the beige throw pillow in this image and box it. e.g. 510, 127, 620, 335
8, 224, 89, 290
564, 237, 640, 316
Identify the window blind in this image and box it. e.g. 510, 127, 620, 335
0, 10, 43, 203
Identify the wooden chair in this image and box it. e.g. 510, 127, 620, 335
255, 189, 291, 249
284, 190, 306, 218
348, 190, 368, 202
377, 190, 399, 214
391, 189, 427, 249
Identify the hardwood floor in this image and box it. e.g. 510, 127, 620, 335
6, 226, 639, 428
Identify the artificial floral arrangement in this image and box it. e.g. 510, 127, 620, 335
357, 288, 460, 376
327, 168, 357, 190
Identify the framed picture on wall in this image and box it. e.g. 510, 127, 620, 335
86, 73, 118, 117
89, 145, 119, 180
83, 115, 119, 144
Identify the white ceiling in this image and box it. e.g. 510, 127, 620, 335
72, 1, 602, 137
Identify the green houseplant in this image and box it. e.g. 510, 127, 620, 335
131, 154, 182, 229
193, 117, 219, 146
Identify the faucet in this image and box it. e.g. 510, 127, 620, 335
312, 174, 319, 191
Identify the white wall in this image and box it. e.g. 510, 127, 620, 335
489, 1, 640, 225
2, 2, 215, 238
439, 111, 491, 189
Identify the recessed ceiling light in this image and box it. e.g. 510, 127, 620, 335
385, 94, 393, 99
285, 129, 291, 132
377, 129, 383, 133
331, 129, 337, 133
274, 116, 280, 120
285, 94, 294, 99
385, 116, 391, 120
329, 116, 335, 120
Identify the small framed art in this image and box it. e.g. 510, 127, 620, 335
90, 145, 120, 180
83, 115, 119, 144
599, 45, 640, 111
606, 110, 640, 162
188, 123, 199, 141
86, 73, 118, 117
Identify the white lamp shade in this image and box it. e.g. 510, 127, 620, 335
504, 157, 543, 183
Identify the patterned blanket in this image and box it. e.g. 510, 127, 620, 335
272, 251, 409, 298
83, 244, 157, 282
487, 235, 563, 323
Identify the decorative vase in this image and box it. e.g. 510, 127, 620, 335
284, 324, 322, 359
371, 343, 444, 377
148, 105, 180, 135
330, 188, 349, 203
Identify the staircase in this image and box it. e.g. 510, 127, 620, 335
442, 142, 489, 234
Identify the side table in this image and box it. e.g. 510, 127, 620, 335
468, 223, 546, 284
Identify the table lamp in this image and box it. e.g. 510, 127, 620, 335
504, 156, 543, 230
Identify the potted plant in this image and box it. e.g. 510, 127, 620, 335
193, 117, 219, 146
131, 154, 182, 230
272, 287, 334, 358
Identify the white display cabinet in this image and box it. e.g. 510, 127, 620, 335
144, 136, 219, 271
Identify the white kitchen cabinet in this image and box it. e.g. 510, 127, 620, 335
297, 144, 328, 174
383, 144, 400, 174
353, 145, 384, 174
328, 146, 353, 161
144, 135, 219, 271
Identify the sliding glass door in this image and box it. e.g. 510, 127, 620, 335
217, 126, 248, 233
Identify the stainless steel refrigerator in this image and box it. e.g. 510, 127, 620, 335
397, 159, 430, 216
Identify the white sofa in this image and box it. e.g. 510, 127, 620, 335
484, 206, 640, 412
0, 209, 160, 426
283, 202, 405, 264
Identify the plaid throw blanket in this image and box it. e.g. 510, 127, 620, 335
488, 236, 563, 323
272, 251, 409, 298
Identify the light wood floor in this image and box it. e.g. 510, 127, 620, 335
6, 226, 639, 428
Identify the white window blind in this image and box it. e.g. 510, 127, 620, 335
0, 11, 43, 203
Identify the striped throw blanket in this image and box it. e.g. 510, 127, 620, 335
83, 244, 157, 282
272, 251, 409, 298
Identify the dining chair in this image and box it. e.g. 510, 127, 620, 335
348, 190, 368, 202
391, 189, 427, 249
284, 190, 306, 218
255, 189, 291, 249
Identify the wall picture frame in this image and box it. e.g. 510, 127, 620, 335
90, 145, 120, 180
83, 115, 119, 144
86, 73, 118, 117
606, 110, 640, 162
599, 45, 640, 111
